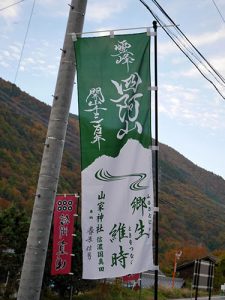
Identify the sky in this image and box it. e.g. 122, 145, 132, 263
0, 0, 225, 180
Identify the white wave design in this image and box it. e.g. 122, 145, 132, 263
95, 169, 148, 191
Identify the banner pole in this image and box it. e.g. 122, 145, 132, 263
195, 285, 198, 300
194, 260, 200, 300
208, 288, 211, 300
153, 20, 159, 300
139, 273, 142, 300
208, 261, 213, 300
17, 1, 87, 299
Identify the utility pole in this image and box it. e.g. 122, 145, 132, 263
17, 1, 87, 299
172, 250, 182, 288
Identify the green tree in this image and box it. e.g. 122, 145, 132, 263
41, 219, 96, 299
214, 254, 225, 290
0, 205, 30, 298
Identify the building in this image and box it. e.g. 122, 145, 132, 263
141, 270, 184, 289
176, 256, 217, 281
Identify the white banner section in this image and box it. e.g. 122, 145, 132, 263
82, 139, 154, 279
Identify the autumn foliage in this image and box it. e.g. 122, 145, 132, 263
0, 76, 225, 279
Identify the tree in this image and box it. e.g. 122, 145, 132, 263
213, 251, 225, 290
42, 219, 96, 299
0, 205, 30, 298
161, 244, 208, 275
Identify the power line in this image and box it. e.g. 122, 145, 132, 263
151, 0, 225, 89
151, 0, 225, 84
212, 0, 225, 24
13, 0, 36, 85
0, 0, 26, 12
139, 0, 225, 100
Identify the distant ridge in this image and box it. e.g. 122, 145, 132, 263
0, 77, 225, 252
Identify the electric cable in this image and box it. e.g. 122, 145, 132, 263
162, 17, 225, 91
212, 0, 225, 24
139, 0, 225, 99
0, 0, 26, 12
162, 20, 225, 99
151, 0, 225, 84
157, 17, 225, 90
13, 0, 36, 85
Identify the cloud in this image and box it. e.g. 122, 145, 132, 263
0, 0, 21, 20
173, 53, 225, 101
158, 27, 225, 58
0, 37, 59, 79
192, 27, 225, 47
37, 0, 71, 17
210, 56, 225, 74
9, 44, 21, 53
0, 61, 10, 68
180, 63, 222, 80
86, 0, 129, 23
0, 42, 22, 64
159, 83, 225, 130
18, 40, 59, 76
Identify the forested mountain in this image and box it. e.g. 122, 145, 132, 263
0, 77, 225, 254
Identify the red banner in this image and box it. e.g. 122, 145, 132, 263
51, 195, 78, 275
123, 273, 140, 282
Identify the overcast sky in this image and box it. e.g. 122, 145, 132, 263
1, 0, 225, 179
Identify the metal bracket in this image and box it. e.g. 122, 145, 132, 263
72, 33, 77, 41
70, 8, 85, 16
110, 30, 114, 38
152, 145, 159, 151
148, 86, 158, 91
61, 60, 74, 64
52, 95, 58, 100
154, 207, 159, 213
153, 265, 159, 271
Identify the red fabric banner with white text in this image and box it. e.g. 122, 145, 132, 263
51, 195, 78, 275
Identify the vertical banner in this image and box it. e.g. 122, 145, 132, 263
75, 33, 154, 279
51, 195, 78, 275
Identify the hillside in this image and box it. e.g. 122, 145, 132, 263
0, 77, 225, 253
0, 78, 81, 211
159, 144, 225, 252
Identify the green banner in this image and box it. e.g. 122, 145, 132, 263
75, 33, 151, 170
74, 33, 154, 279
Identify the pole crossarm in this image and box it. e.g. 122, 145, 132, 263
17, 1, 87, 299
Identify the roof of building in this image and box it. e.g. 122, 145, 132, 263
176, 255, 217, 271
143, 270, 166, 277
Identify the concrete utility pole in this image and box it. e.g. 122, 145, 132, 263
17, 1, 87, 299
